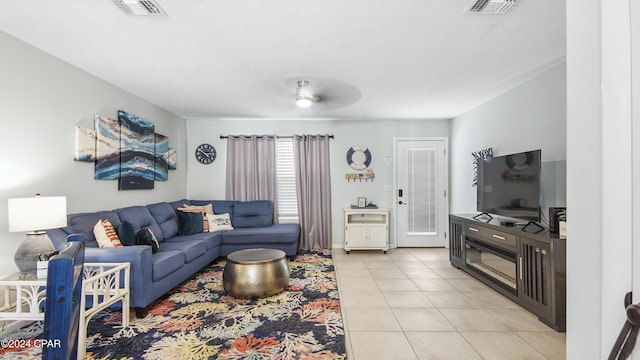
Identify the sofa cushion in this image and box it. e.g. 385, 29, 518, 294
221, 224, 299, 244
151, 250, 184, 281
231, 201, 273, 228
209, 200, 235, 215
118, 221, 136, 246
158, 239, 207, 263
176, 211, 204, 235
66, 211, 121, 248
116, 206, 165, 242
169, 232, 223, 251
147, 202, 179, 240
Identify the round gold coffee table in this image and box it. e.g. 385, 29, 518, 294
223, 248, 290, 298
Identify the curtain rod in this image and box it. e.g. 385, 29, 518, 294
220, 135, 334, 139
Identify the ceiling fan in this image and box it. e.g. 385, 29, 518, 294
287, 77, 362, 111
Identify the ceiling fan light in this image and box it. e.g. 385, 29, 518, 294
296, 96, 314, 107
295, 80, 315, 107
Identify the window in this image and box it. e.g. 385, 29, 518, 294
276, 138, 299, 223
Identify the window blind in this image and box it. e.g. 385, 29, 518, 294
276, 138, 299, 223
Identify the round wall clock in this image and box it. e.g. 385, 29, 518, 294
195, 143, 216, 164
346, 145, 371, 170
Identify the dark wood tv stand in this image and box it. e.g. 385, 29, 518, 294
449, 214, 566, 331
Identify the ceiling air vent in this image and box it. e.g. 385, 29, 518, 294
466, 0, 517, 15
113, 0, 166, 16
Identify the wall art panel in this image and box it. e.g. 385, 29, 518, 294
155, 133, 169, 181
118, 110, 155, 190
166, 148, 177, 170
94, 115, 120, 180
74, 126, 96, 162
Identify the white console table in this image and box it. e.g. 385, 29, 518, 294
343, 208, 390, 253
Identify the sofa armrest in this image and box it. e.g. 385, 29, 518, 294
84, 246, 153, 308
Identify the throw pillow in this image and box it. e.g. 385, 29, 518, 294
177, 206, 210, 232
183, 203, 214, 215
176, 210, 204, 235
206, 213, 234, 231
136, 228, 160, 253
118, 220, 136, 246
94, 219, 123, 248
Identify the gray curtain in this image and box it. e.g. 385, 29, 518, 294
293, 134, 332, 250
225, 136, 277, 219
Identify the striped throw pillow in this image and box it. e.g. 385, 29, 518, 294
178, 206, 210, 232
94, 219, 123, 248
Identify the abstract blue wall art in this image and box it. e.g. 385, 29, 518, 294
94, 116, 121, 180
154, 133, 169, 181
118, 110, 155, 190
82, 111, 176, 189
166, 148, 177, 170
74, 126, 96, 162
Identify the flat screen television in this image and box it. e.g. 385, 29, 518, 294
477, 149, 542, 222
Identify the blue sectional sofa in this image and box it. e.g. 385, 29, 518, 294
46, 199, 300, 314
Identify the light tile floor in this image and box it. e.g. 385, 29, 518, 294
333, 247, 566, 360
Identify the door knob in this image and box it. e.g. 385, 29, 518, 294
399, 201, 406, 205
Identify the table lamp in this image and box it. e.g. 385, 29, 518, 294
8, 194, 67, 273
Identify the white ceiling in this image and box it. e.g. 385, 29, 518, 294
0, 0, 565, 121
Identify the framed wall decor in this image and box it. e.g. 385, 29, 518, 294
118, 110, 155, 190
154, 133, 169, 181
94, 115, 121, 180
85, 111, 177, 189
166, 148, 177, 170
346, 145, 371, 170
74, 126, 96, 162
195, 143, 216, 164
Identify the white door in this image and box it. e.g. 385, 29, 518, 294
631, 4, 640, 360
394, 138, 448, 247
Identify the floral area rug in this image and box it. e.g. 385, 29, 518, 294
0, 250, 346, 360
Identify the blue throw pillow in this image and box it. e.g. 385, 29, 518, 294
117, 221, 136, 246
136, 228, 160, 253
177, 210, 204, 235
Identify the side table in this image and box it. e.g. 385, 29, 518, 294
0, 272, 47, 328
0, 262, 130, 360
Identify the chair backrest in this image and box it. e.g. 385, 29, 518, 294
42, 234, 85, 360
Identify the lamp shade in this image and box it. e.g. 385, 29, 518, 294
8, 196, 67, 233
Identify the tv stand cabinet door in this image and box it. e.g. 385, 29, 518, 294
518, 236, 553, 321
449, 217, 465, 268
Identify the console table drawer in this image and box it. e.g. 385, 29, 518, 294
465, 224, 516, 249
